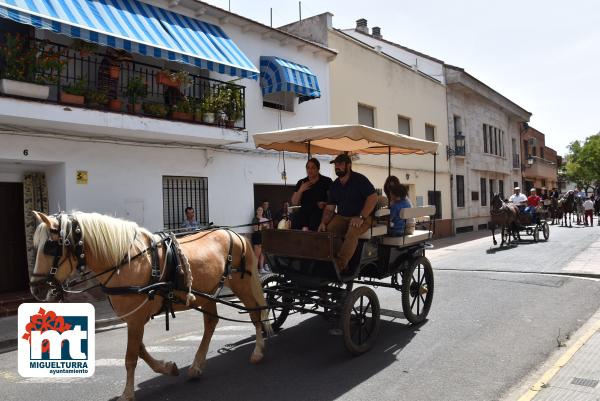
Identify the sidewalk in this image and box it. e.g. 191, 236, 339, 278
515, 232, 600, 401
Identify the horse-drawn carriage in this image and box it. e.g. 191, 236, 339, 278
253, 124, 439, 354
490, 193, 550, 247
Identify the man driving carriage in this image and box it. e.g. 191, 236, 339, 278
318, 153, 378, 271
509, 186, 527, 206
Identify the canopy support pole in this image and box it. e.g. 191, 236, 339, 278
388, 146, 391, 177
433, 153, 437, 235
307, 141, 311, 160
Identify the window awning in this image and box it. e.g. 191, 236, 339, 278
260, 56, 320, 102
0, 0, 259, 79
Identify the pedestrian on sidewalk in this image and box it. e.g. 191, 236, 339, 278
583, 197, 594, 226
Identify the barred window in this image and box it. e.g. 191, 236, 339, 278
162, 176, 209, 230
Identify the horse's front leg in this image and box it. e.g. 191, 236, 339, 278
491, 225, 497, 246
139, 342, 179, 376
119, 322, 145, 401
188, 300, 218, 378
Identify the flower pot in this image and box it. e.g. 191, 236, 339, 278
202, 112, 215, 124
171, 111, 193, 121
60, 91, 85, 105
79, 50, 90, 58
108, 98, 122, 111
109, 65, 120, 80
127, 103, 142, 114
0, 79, 50, 100
156, 72, 179, 88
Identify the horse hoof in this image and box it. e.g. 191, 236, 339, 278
250, 352, 264, 364
187, 365, 203, 378
165, 361, 179, 376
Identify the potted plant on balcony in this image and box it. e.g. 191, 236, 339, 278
86, 89, 109, 108
71, 39, 98, 58
36, 44, 66, 86
0, 33, 52, 100
108, 96, 122, 111
221, 84, 244, 128
199, 94, 217, 124
142, 102, 168, 118
171, 96, 193, 121
126, 77, 148, 114
60, 78, 87, 105
156, 69, 191, 89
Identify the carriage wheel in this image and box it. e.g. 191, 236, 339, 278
402, 256, 434, 324
341, 286, 380, 355
533, 226, 540, 243
260, 274, 290, 331
542, 221, 550, 240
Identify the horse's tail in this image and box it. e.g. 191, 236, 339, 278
243, 235, 273, 337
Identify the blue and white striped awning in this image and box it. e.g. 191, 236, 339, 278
0, 0, 259, 79
260, 56, 320, 102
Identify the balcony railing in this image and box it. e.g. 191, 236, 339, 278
512, 154, 520, 169
0, 35, 246, 130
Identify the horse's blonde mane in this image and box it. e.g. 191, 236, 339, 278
73, 212, 152, 267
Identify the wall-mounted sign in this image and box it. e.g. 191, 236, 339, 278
76, 171, 88, 184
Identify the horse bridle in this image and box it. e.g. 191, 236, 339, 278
30, 213, 87, 299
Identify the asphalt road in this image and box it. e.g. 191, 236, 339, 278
2, 221, 600, 401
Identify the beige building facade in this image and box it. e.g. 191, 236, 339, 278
282, 15, 452, 236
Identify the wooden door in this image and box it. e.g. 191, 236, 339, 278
0, 183, 28, 293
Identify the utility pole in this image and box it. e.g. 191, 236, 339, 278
270, 7, 272, 27
299, 1, 302, 20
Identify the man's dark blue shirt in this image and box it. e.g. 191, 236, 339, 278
327, 171, 376, 217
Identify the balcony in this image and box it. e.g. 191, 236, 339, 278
523, 156, 558, 181
454, 132, 465, 157
0, 35, 247, 143
512, 154, 520, 169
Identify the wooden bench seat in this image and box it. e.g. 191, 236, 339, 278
382, 229, 432, 247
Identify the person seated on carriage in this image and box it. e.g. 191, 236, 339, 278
318, 153, 378, 271
291, 158, 333, 231
540, 187, 549, 200
384, 177, 415, 236
525, 188, 541, 224
551, 188, 560, 199
509, 186, 527, 208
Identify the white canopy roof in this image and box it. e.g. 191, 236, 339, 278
253, 124, 440, 155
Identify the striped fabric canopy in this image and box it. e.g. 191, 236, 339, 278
260, 56, 320, 102
0, 0, 259, 79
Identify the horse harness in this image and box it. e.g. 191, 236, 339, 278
34, 213, 251, 329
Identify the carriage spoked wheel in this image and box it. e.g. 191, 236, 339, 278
340, 286, 381, 355
533, 226, 540, 243
260, 274, 291, 331
542, 221, 550, 240
401, 256, 434, 324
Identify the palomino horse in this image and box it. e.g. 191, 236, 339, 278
30, 211, 272, 401
559, 191, 576, 227
490, 193, 519, 247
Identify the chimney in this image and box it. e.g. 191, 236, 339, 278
356, 18, 368, 34
372, 26, 382, 39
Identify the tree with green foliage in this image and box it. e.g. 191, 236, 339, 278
565, 133, 600, 194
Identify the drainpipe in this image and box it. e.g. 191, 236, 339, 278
445, 84, 456, 235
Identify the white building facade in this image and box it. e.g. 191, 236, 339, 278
0, 0, 334, 295
445, 65, 531, 233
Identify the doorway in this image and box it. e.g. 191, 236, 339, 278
0, 182, 28, 293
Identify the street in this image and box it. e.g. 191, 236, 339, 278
2, 222, 600, 401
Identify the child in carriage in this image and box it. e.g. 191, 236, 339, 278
384, 176, 414, 236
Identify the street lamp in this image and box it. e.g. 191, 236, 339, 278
447, 132, 466, 159
527, 156, 534, 166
